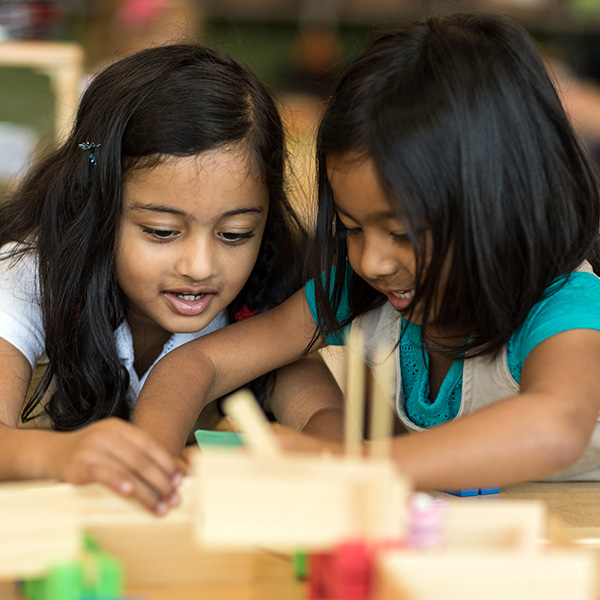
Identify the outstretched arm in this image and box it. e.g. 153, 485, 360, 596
278, 329, 600, 488
386, 328, 600, 489
0, 338, 182, 515
133, 289, 321, 453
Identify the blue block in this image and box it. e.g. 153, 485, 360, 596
444, 488, 479, 497
479, 487, 500, 495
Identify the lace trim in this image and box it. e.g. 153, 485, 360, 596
400, 322, 462, 428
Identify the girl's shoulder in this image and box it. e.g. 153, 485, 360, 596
539, 270, 600, 309
510, 270, 600, 364
305, 266, 353, 345
0, 242, 43, 369
0, 242, 38, 289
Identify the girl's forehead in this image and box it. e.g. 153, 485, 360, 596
122, 148, 268, 218
326, 152, 370, 174
327, 155, 397, 218
327, 154, 382, 196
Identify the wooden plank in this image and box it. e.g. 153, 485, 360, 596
0, 479, 254, 585
193, 449, 410, 550
0, 482, 81, 579
376, 548, 597, 600
443, 500, 546, 553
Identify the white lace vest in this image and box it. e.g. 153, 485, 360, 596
352, 301, 600, 482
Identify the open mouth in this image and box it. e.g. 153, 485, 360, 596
164, 291, 214, 316
387, 289, 415, 311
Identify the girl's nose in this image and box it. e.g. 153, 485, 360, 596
176, 237, 216, 282
360, 237, 398, 280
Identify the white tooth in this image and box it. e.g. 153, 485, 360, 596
392, 290, 414, 299
175, 293, 203, 301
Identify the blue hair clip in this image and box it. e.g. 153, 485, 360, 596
78, 141, 101, 165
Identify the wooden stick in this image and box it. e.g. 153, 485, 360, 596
368, 347, 396, 459
222, 389, 281, 457
344, 328, 366, 458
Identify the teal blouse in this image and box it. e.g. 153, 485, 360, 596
306, 270, 600, 427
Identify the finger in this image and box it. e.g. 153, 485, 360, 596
105, 439, 182, 507
113, 421, 183, 481
180, 447, 196, 475
89, 424, 182, 505
84, 460, 172, 516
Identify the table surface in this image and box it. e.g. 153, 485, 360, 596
2, 481, 599, 600
497, 481, 600, 529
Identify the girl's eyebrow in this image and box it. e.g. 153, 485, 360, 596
334, 203, 395, 221
128, 201, 264, 218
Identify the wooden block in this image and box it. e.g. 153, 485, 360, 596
194, 450, 410, 551
375, 548, 597, 600
0, 478, 254, 585
222, 390, 280, 457
0, 482, 81, 579
88, 521, 255, 586
443, 500, 546, 553
71, 479, 254, 586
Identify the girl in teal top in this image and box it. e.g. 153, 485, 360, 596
135, 13, 600, 494
306, 267, 600, 434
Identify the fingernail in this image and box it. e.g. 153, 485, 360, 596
119, 480, 134, 494
169, 492, 181, 507
172, 471, 183, 486
155, 502, 167, 516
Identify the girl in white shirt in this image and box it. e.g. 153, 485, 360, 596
0, 44, 344, 514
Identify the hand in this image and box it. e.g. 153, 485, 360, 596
45, 418, 183, 515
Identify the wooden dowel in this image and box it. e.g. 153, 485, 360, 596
345, 328, 365, 458
222, 390, 281, 457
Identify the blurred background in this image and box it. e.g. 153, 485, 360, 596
2, 0, 600, 201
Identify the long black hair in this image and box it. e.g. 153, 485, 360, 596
310, 12, 600, 358
0, 44, 306, 429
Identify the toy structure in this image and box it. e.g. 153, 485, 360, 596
0, 331, 598, 599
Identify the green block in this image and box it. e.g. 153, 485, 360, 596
292, 549, 309, 580
82, 551, 123, 598
23, 535, 124, 600
194, 429, 244, 450
23, 562, 83, 600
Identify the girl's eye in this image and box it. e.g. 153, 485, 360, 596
392, 232, 411, 243
345, 227, 362, 236
142, 227, 179, 240
338, 220, 362, 237
218, 231, 256, 245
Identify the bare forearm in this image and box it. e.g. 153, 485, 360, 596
393, 333, 600, 490
0, 424, 63, 480
133, 348, 218, 454
383, 393, 587, 490
135, 290, 319, 452
302, 407, 345, 443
